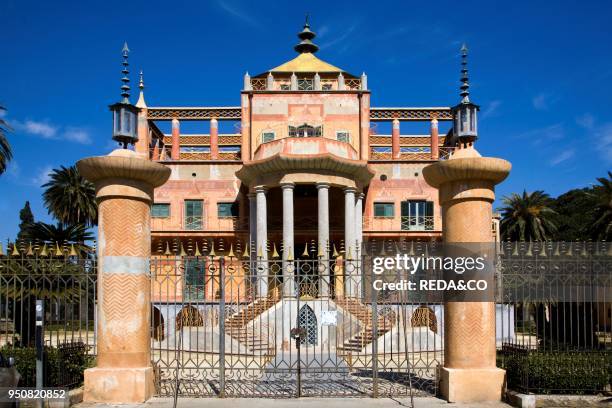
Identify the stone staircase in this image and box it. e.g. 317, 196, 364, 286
225, 293, 279, 354
335, 297, 396, 353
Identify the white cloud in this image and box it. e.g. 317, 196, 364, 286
532, 93, 554, 110
320, 22, 360, 50
9, 119, 91, 145
480, 100, 502, 120
549, 149, 575, 166
31, 165, 54, 186
576, 113, 595, 130
63, 127, 91, 144
5, 160, 20, 178
593, 122, 612, 163
13, 120, 57, 138
519, 123, 565, 146
216, 0, 261, 28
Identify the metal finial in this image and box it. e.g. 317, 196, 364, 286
121, 42, 131, 104
139, 70, 144, 90
295, 15, 318, 54
460, 43, 470, 103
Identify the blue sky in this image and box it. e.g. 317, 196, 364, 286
1, 0, 611, 239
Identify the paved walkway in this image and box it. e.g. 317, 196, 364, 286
76, 397, 512, 408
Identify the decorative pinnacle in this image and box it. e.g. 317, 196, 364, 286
139, 70, 144, 90
460, 43, 470, 103
294, 14, 319, 54
121, 42, 130, 104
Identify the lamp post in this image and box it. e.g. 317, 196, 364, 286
110, 42, 139, 148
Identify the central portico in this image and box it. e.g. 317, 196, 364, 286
236, 136, 374, 298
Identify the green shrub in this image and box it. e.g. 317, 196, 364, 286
499, 349, 612, 394
0, 342, 94, 388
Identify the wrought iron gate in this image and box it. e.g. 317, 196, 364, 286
150, 253, 442, 399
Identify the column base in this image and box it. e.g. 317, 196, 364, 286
440, 366, 505, 403
84, 366, 154, 403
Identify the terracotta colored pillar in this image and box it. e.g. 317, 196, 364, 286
171, 118, 180, 160
210, 118, 219, 160
423, 145, 511, 403
430, 117, 439, 160
360, 93, 370, 161
391, 119, 400, 159
134, 108, 149, 157
77, 149, 170, 403
151, 139, 160, 161
241, 93, 251, 162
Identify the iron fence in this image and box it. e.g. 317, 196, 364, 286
497, 241, 612, 394
0, 244, 97, 388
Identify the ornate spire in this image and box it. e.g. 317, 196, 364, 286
459, 43, 470, 103
294, 14, 319, 54
136, 69, 147, 108
121, 42, 131, 104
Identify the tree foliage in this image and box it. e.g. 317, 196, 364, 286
499, 190, 558, 241
42, 166, 97, 227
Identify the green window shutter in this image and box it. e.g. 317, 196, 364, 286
425, 201, 434, 217
374, 203, 394, 217
152, 203, 170, 218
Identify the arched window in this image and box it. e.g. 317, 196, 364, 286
297, 305, 318, 346
410, 305, 437, 333
176, 305, 204, 331
151, 306, 165, 341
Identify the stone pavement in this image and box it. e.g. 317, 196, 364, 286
75, 397, 512, 408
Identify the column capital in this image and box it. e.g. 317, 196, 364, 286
343, 186, 357, 194
357, 192, 365, 200
316, 181, 330, 189
254, 185, 267, 194
280, 182, 295, 189
77, 149, 170, 203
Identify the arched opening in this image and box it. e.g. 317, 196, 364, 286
297, 305, 318, 346
176, 305, 204, 331
411, 305, 437, 333
151, 306, 165, 341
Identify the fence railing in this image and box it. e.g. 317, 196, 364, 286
0, 246, 97, 388
497, 241, 612, 394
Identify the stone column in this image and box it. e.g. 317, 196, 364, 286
255, 186, 268, 297
430, 117, 439, 160
317, 182, 330, 297
392, 119, 400, 159
210, 118, 219, 160
423, 145, 511, 403
344, 187, 356, 297
77, 149, 170, 403
355, 193, 363, 251
281, 183, 295, 297
171, 118, 180, 160
248, 193, 257, 258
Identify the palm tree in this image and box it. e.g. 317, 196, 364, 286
589, 171, 612, 240
21, 221, 94, 255
0, 106, 13, 175
42, 165, 97, 227
499, 190, 558, 241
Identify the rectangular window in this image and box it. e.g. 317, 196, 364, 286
184, 258, 205, 300
280, 84, 290, 91
184, 200, 203, 230
400, 146, 431, 153
401, 200, 434, 231
336, 131, 350, 143
180, 146, 210, 153
151, 203, 170, 218
219, 146, 241, 153
374, 202, 394, 217
217, 202, 238, 218
322, 83, 332, 91
262, 131, 275, 143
